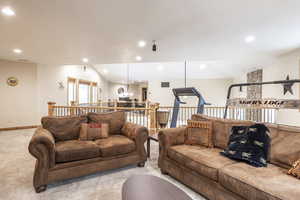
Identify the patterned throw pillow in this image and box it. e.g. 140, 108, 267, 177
79, 123, 109, 141
185, 120, 213, 148
288, 159, 300, 179
221, 124, 270, 167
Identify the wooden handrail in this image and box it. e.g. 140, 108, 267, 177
53, 105, 152, 111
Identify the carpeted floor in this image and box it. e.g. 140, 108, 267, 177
0, 129, 205, 200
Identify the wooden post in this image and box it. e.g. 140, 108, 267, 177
114, 99, 118, 111
98, 100, 102, 107
149, 103, 160, 135
70, 101, 76, 115
145, 100, 150, 116
48, 102, 56, 116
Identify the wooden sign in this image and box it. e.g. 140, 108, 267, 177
227, 98, 300, 109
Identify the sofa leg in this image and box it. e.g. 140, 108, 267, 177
161, 169, 168, 175
35, 185, 47, 193
137, 162, 145, 167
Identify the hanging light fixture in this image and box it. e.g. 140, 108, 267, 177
124, 64, 133, 97
152, 40, 157, 52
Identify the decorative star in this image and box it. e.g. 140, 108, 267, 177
283, 75, 294, 95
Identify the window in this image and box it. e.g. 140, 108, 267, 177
68, 78, 99, 105
79, 80, 90, 104
67, 78, 77, 105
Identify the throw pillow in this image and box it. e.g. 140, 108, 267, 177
79, 123, 109, 141
221, 124, 270, 167
185, 120, 213, 148
288, 159, 300, 179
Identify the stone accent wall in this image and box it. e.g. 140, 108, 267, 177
246, 69, 263, 121
247, 69, 262, 99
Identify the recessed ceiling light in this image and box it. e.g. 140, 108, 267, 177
136, 56, 142, 61
13, 49, 22, 54
200, 64, 207, 70
2, 7, 15, 16
157, 65, 164, 71
138, 40, 146, 48
102, 69, 108, 74
82, 58, 89, 63
245, 35, 256, 43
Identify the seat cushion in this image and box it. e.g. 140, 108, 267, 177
95, 135, 136, 157
42, 115, 87, 142
167, 145, 236, 181
219, 162, 300, 200
55, 140, 100, 163
87, 111, 125, 135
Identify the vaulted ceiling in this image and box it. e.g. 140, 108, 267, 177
1, 0, 300, 80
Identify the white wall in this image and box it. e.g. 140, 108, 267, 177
37, 64, 108, 117
0, 60, 38, 128
232, 49, 300, 126
148, 79, 233, 106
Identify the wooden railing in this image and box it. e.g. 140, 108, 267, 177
156, 106, 278, 128
77, 100, 149, 108
48, 102, 278, 134
48, 102, 159, 134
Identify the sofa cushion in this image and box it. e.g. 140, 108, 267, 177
185, 120, 213, 148
192, 114, 254, 149
55, 140, 100, 163
167, 145, 236, 181
79, 123, 109, 140
42, 115, 87, 142
219, 162, 300, 200
88, 111, 125, 135
270, 125, 300, 169
95, 135, 136, 157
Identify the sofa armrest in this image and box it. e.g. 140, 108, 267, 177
28, 127, 56, 168
158, 127, 186, 168
122, 122, 149, 161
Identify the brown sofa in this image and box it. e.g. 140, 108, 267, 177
28, 111, 148, 193
158, 114, 300, 200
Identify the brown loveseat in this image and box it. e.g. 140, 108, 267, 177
28, 111, 148, 193
158, 114, 300, 200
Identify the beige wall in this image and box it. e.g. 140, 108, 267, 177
37, 64, 108, 117
0, 60, 39, 128
0, 61, 109, 128
148, 79, 233, 106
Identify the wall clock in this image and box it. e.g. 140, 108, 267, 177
7, 77, 19, 87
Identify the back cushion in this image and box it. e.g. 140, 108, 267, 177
87, 111, 125, 134
192, 114, 253, 149
212, 118, 254, 149
41, 115, 87, 142
191, 114, 210, 121
270, 125, 300, 169
265, 123, 279, 162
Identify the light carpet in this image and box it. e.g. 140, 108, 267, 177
0, 129, 205, 200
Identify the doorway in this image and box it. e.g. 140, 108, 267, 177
142, 87, 148, 101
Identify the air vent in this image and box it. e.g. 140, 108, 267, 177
161, 82, 170, 88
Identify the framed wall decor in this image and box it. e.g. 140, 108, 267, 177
7, 77, 19, 87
